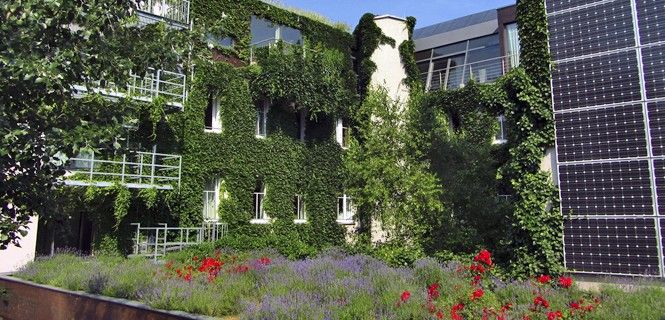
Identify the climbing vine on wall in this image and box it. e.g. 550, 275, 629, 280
353, 13, 396, 98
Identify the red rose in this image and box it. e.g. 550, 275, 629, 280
537, 274, 552, 284
400, 290, 411, 302
436, 310, 444, 319
534, 296, 550, 309
558, 276, 573, 288
471, 288, 484, 300
474, 249, 493, 266
547, 311, 563, 320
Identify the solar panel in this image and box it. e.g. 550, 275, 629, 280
641, 45, 665, 100
564, 217, 660, 275
551, 50, 642, 111
653, 159, 665, 214
546, 0, 610, 14
636, 0, 665, 45
548, 0, 634, 61
559, 160, 653, 216
555, 105, 647, 162
648, 102, 665, 156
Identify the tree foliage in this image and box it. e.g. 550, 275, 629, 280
0, 0, 186, 249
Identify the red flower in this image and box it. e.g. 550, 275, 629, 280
470, 263, 486, 274
474, 249, 493, 266
471, 275, 482, 286
436, 310, 444, 319
501, 303, 513, 312
165, 261, 173, 269
428, 283, 441, 300
400, 290, 411, 303
259, 256, 272, 265
184, 273, 192, 282
570, 301, 581, 310
534, 296, 550, 309
471, 288, 484, 300
427, 302, 437, 313
558, 276, 573, 289
451, 303, 465, 320
547, 311, 563, 320
233, 265, 250, 273
537, 274, 552, 284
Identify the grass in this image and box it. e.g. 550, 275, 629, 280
14, 248, 665, 319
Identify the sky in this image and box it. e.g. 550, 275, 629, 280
273, 0, 516, 30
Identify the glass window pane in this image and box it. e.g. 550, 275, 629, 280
206, 34, 233, 48
251, 16, 277, 46
505, 23, 520, 67
466, 46, 501, 64
280, 26, 302, 44
432, 41, 467, 58
415, 50, 432, 61
467, 34, 500, 50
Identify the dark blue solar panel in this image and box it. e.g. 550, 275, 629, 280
653, 159, 665, 214
546, 0, 607, 14
555, 105, 647, 162
642, 45, 665, 100
564, 218, 660, 275
548, 0, 634, 61
637, 0, 665, 45
648, 102, 665, 156
552, 51, 642, 111
559, 160, 653, 216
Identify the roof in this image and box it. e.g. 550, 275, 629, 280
413, 9, 497, 40
374, 14, 407, 22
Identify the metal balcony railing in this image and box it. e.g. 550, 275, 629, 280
136, 0, 190, 27
73, 68, 187, 110
423, 54, 519, 91
63, 151, 182, 190
130, 222, 228, 260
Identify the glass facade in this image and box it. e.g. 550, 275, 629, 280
416, 33, 517, 91
250, 16, 302, 47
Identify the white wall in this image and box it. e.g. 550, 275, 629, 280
0, 216, 39, 274
370, 15, 410, 104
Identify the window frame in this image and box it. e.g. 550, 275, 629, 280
203, 177, 221, 222
256, 102, 268, 138
251, 183, 270, 224
493, 115, 508, 144
336, 118, 350, 149
204, 96, 222, 133
336, 194, 355, 224
294, 194, 307, 224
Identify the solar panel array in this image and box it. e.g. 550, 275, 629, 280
547, 0, 665, 277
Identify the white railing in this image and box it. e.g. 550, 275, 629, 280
137, 0, 190, 26
128, 68, 187, 108
424, 54, 518, 91
130, 222, 228, 260
63, 151, 182, 190
73, 68, 187, 109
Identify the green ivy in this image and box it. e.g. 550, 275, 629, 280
399, 16, 421, 90
353, 13, 396, 98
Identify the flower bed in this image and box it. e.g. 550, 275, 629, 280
14, 249, 665, 319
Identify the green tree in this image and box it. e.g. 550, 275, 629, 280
0, 0, 187, 249
346, 88, 443, 244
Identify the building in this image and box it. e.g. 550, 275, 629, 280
414, 5, 520, 91
547, 0, 665, 277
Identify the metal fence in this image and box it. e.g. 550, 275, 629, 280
424, 54, 518, 91
136, 0, 190, 26
63, 151, 182, 190
128, 68, 187, 108
130, 222, 228, 260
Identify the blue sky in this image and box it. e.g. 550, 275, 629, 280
273, 0, 516, 30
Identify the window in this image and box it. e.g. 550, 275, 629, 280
206, 34, 234, 48
203, 177, 221, 221
251, 181, 269, 223
337, 194, 355, 224
494, 115, 507, 144
505, 23, 520, 68
297, 109, 306, 141
70, 149, 94, 170
336, 119, 350, 149
294, 195, 306, 223
250, 16, 302, 47
256, 102, 268, 138
205, 96, 222, 133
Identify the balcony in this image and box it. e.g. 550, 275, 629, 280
136, 0, 190, 29
130, 222, 228, 260
423, 54, 518, 91
63, 151, 182, 190
73, 68, 187, 110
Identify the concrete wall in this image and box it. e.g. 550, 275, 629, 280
540, 147, 559, 186
0, 216, 39, 274
371, 15, 410, 104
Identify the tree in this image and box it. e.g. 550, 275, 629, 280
0, 0, 187, 249
345, 88, 443, 244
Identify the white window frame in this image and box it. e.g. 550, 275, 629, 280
493, 115, 507, 144
337, 194, 355, 224
256, 102, 268, 139
336, 118, 350, 149
294, 194, 306, 224
204, 97, 222, 133
251, 184, 270, 224
298, 109, 307, 142
203, 177, 221, 222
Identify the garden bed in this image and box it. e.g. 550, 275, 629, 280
10, 248, 665, 319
